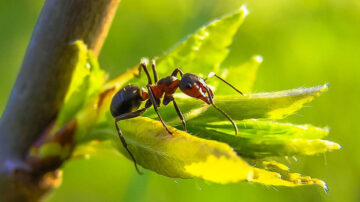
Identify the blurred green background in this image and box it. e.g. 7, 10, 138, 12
1, 0, 359, 201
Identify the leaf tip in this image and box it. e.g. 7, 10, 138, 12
324, 140, 342, 151
323, 182, 329, 193
240, 4, 250, 18
321, 83, 329, 92
69, 39, 83, 45
253, 55, 263, 63
310, 84, 329, 98
69, 40, 87, 52
313, 179, 328, 193
324, 83, 330, 91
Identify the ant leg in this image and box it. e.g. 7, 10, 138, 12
151, 59, 158, 83
171, 68, 184, 77
115, 122, 142, 175
135, 59, 153, 84
134, 59, 145, 78
172, 98, 187, 131
114, 108, 147, 175
205, 72, 244, 95
146, 85, 172, 134
114, 108, 147, 122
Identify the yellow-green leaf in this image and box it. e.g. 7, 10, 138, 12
215, 55, 262, 94
80, 116, 326, 190
156, 5, 249, 78
188, 119, 340, 158
141, 84, 328, 126
188, 84, 329, 123
56, 40, 105, 130
61, 6, 338, 192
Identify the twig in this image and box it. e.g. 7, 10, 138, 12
0, 0, 120, 201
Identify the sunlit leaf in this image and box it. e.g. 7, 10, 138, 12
72, 78, 332, 190
156, 5, 249, 77
87, 51, 106, 98
55, 41, 105, 129
215, 55, 263, 94
187, 119, 340, 158
188, 84, 329, 123
140, 85, 328, 127
55, 41, 89, 128
70, 114, 327, 190
249, 160, 328, 190
52, 6, 339, 191
64, 41, 89, 102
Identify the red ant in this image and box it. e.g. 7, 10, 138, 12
110, 59, 244, 174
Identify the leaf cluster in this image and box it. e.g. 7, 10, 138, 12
37, 5, 339, 191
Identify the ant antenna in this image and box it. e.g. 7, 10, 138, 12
205, 72, 244, 96
211, 104, 238, 135
205, 88, 238, 135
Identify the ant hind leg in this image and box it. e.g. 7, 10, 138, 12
114, 108, 147, 175
151, 59, 158, 83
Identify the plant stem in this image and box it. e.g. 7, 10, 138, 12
0, 0, 120, 201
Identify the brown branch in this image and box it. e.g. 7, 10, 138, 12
0, 0, 120, 201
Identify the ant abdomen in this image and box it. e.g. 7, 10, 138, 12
110, 84, 143, 117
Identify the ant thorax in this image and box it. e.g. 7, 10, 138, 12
153, 76, 180, 98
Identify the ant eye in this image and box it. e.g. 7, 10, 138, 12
186, 83, 192, 89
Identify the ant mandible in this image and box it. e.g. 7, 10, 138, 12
110, 59, 244, 174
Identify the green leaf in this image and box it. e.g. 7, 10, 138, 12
55, 41, 89, 128
62, 7, 338, 191
156, 5, 249, 77
79, 116, 327, 190
188, 84, 329, 123
248, 160, 328, 190
187, 119, 340, 158
73, 80, 332, 190
64, 41, 89, 102
87, 51, 106, 99
141, 84, 328, 127
55, 40, 105, 130
215, 55, 263, 94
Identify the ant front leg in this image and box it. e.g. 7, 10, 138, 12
114, 108, 147, 175
172, 99, 187, 131
164, 96, 187, 131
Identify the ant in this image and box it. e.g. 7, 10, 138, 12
110, 59, 244, 174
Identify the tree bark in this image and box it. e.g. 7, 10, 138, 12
0, 0, 120, 201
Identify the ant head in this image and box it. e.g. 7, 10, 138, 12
179, 73, 214, 104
